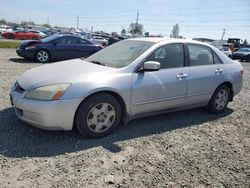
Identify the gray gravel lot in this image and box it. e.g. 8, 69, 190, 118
0, 48, 250, 188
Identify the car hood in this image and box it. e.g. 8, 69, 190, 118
21, 40, 41, 46
17, 59, 115, 90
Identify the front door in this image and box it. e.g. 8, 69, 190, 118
131, 43, 188, 115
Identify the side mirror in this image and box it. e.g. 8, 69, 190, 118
143, 61, 160, 71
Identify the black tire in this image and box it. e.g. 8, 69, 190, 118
206, 85, 230, 114
102, 42, 107, 47
35, 50, 50, 63
8, 34, 14, 39
246, 55, 250, 62
75, 93, 121, 138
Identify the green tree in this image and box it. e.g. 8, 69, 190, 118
170, 23, 180, 38
121, 28, 126, 35
42, 23, 51, 28
0, 18, 7, 25
128, 22, 144, 35
20, 21, 35, 26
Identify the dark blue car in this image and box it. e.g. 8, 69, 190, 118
16, 34, 103, 63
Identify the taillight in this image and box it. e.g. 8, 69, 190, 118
240, 69, 244, 76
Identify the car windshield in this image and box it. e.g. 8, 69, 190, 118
237, 48, 250, 52
41, 34, 60, 42
86, 40, 154, 68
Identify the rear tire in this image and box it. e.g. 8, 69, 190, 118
75, 93, 121, 138
206, 85, 230, 114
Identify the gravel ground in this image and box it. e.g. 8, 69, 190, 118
0, 49, 249, 188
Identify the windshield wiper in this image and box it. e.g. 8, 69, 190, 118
88, 60, 105, 66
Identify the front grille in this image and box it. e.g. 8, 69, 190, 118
14, 82, 25, 93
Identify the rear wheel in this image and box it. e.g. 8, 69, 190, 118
36, 50, 50, 63
75, 93, 121, 138
206, 85, 230, 114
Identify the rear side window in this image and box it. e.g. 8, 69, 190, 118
213, 52, 223, 64
188, 44, 213, 66
146, 43, 184, 69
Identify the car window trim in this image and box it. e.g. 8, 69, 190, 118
135, 42, 186, 72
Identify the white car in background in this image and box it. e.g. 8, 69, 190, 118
28, 30, 47, 38
0, 25, 12, 35
92, 36, 109, 46
219, 46, 232, 58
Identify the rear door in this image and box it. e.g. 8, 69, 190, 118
185, 44, 226, 105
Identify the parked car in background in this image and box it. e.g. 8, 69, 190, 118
16, 34, 103, 63
92, 36, 109, 46
28, 30, 47, 38
1, 31, 41, 40
10, 38, 243, 138
0, 25, 12, 34
219, 46, 232, 58
231, 48, 250, 62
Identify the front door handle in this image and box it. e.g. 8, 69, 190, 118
177, 73, 188, 79
215, 68, 223, 74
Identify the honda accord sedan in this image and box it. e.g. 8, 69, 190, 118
16, 34, 103, 63
10, 38, 243, 138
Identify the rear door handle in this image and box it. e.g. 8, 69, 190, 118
177, 73, 188, 79
215, 68, 224, 74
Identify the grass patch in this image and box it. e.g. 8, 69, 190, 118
0, 41, 20, 49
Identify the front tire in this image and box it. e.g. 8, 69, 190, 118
36, 50, 50, 63
206, 85, 230, 114
75, 93, 121, 138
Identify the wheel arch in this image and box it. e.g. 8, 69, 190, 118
215, 81, 234, 101
73, 90, 128, 128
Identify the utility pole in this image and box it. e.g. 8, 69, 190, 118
47, 17, 49, 25
77, 15, 79, 29
221, 28, 226, 41
135, 10, 139, 35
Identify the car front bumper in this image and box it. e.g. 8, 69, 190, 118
10, 89, 83, 131
16, 48, 36, 59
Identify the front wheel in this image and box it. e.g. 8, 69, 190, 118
75, 93, 121, 138
36, 50, 50, 63
206, 85, 230, 114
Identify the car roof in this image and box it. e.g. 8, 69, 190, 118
128, 37, 210, 46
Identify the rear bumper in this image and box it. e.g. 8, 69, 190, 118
11, 90, 83, 130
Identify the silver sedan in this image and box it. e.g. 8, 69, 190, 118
10, 38, 243, 138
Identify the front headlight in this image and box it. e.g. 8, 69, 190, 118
25, 84, 71, 100
25, 45, 36, 50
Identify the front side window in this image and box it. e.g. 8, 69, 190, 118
146, 43, 184, 69
188, 44, 213, 66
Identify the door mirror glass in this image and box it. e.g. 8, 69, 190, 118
143, 61, 160, 71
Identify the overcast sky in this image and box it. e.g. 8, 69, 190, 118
0, 0, 249, 40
